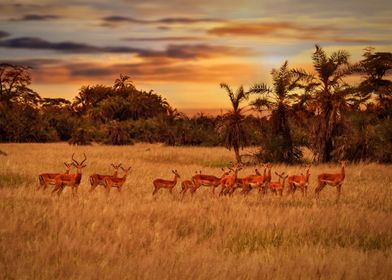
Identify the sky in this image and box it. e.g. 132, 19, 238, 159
0, 0, 391, 114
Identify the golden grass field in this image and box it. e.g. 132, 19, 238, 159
0, 143, 391, 279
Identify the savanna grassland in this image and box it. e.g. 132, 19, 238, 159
0, 143, 391, 280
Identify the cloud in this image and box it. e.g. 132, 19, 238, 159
0, 58, 62, 68
101, 16, 222, 27
0, 37, 92, 52
122, 36, 204, 42
103, 16, 220, 24
0, 37, 251, 59
0, 31, 10, 39
27, 60, 255, 85
148, 44, 253, 59
207, 21, 374, 43
11, 14, 60, 21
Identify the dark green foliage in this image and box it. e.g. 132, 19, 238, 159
250, 61, 303, 163
103, 120, 132, 145
68, 127, 93, 145
290, 45, 359, 162
335, 112, 392, 163
218, 83, 250, 163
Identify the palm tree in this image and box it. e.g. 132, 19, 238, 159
113, 74, 135, 90
218, 83, 249, 163
294, 45, 353, 162
249, 61, 303, 163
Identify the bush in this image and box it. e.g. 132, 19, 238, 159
103, 120, 133, 145
68, 127, 93, 145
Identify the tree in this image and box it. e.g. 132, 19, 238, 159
295, 45, 354, 162
104, 120, 132, 145
356, 48, 392, 118
218, 83, 249, 163
72, 85, 112, 117
113, 74, 135, 90
249, 61, 303, 163
0, 63, 40, 107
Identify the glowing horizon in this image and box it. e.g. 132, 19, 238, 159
0, 0, 391, 113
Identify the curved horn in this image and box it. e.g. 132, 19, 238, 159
71, 153, 77, 164
120, 166, 132, 173
80, 153, 87, 165
112, 163, 121, 169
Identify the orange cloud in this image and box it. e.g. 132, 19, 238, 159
29, 60, 256, 85
208, 21, 373, 43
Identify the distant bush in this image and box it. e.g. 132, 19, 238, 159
68, 127, 93, 145
103, 120, 133, 145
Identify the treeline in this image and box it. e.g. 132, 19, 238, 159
0, 45, 391, 163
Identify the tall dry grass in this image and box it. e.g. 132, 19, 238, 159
0, 143, 391, 279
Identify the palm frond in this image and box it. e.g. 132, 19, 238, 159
250, 97, 272, 111
248, 83, 271, 95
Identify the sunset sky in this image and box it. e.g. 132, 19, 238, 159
1, 0, 391, 113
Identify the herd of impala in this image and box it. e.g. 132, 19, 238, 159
38, 153, 346, 200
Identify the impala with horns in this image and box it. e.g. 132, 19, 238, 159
52, 153, 87, 196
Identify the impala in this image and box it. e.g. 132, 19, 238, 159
258, 163, 273, 195
89, 163, 122, 192
219, 164, 241, 196
287, 164, 311, 197
268, 172, 288, 196
227, 167, 264, 195
239, 164, 268, 195
52, 153, 87, 196
104, 166, 132, 193
180, 179, 195, 196
152, 170, 180, 195
38, 161, 73, 191
191, 168, 230, 195
316, 161, 346, 200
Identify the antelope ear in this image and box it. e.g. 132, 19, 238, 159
274, 171, 279, 176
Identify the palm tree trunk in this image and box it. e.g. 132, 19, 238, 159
318, 105, 334, 162
234, 146, 241, 163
